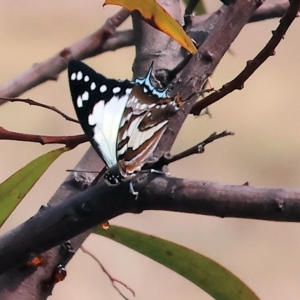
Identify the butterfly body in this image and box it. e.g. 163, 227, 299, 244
68, 60, 183, 185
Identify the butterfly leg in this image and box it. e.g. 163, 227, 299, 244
150, 169, 169, 176
129, 182, 139, 200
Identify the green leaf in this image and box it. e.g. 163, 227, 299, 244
94, 225, 260, 300
104, 0, 197, 54
183, 0, 207, 15
0, 147, 69, 228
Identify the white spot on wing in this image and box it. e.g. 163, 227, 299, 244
84, 75, 90, 82
71, 73, 76, 81
77, 95, 83, 108
125, 88, 132, 95
82, 91, 89, 101
90, 82, 96, 91
100, 85, 107, 93
77, 71, 83, 80
139, 103, 148, 110
113, 87, 121, 94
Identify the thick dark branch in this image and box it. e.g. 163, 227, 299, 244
190, 0, 299, 115
0, 9, 132, 101
155, 0, 262, 160
1, 175, 300, 276
0, 147, 103, 299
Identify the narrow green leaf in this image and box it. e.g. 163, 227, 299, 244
94, 225, 260, 300
0, 147, 69, 228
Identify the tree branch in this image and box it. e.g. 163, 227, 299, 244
1, 0, 299, 298
190, 0, 299, 115
81, 245, 135, 300
155, 0, 262, 160
0, 97, 79, 123
0, 2, 293, 104
188, 1, 295, 33
0, 8, 132, 102
0, 147, 104, 299
0, 127, 86, 147
1, 175, 300, 277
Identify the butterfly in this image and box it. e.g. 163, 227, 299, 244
68, 60, 184, 185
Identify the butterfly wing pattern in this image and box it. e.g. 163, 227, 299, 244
68, 60, 134, 169
68, 60, 184, 185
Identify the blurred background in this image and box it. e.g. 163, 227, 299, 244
1, 0, 300, 299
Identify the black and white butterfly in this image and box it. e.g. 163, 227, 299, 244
68, 60, 183, 185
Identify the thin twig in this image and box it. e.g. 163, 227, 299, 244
169, 131, 234, 166
249, 1, 291, 22
147, 131, 234, 171
167, 131, 234, 164
183, 0, 201, 30
0, 127, 87, 147
190, 0, 300, 115
81, 245, 135, 300
188, 1, 296, 32
0, 97, 79, 123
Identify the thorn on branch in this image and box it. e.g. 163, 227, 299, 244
60, 48, 72, 58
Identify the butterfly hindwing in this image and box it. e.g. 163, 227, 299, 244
117, 85, 184, 176
68, 60, 134, 167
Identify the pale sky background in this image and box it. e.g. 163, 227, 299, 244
1, 1, 300, 299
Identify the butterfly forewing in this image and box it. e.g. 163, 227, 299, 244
68, 60, 134, 168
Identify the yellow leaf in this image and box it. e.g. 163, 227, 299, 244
104, 0, 197, 54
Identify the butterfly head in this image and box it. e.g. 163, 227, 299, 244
104, 165, 124, 185
133, 62, 168, 99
